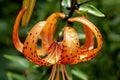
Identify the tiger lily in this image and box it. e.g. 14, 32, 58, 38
12, 7, 103, 80
39, 13, 102, 80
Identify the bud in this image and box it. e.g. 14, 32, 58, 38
22, 0, 36, 27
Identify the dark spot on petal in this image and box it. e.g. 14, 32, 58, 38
26, 42, 28, 45
32, 40, 34, 43
30, 33, 32, 36
23, 47, 25, 49
75, 55, 77, 57
77, 50, 78, 53
77, 58, 80, 60
34, 55, 36, 57
34, 50, 36, 53
41, 62, 43, 64
62, 57, 64, 60
66, 55, 68, 57
24, 46, 27, 49
31, 52, 33, 55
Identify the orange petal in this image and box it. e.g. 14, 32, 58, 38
12, 8, 46, 54
40, 12, 65, 52
23, 21, 52, 66
12, 8, 26, 53
68, 17, 103, 63
81, 16, 94, 50
59, 26, 80, 64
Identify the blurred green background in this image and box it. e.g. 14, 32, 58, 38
0, 0, 120, 80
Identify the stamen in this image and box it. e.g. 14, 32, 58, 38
63, 65, 71, 80
61, 65, 66, 80
48, 64, 57, 80
56, 64, 60, 80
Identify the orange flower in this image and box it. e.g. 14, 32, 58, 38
13, 8, 103, 80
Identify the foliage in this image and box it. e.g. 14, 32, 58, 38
0, 0, 120, 80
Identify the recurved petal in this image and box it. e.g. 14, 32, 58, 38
40, 12, 65, 52
81, 16, 94, 50
23, 21, 52, 66
68, 17, 103, 64
12, 8, 26, 53
59, 26, 80, 64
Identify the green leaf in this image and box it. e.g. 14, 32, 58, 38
7, 72, 26, 80
79, 4, 105, 17
61, 0, 71, 9
109, 32, 120, 42
26, 70, 48, 80
4, 54, 30, 69
72, 69, 88, 80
